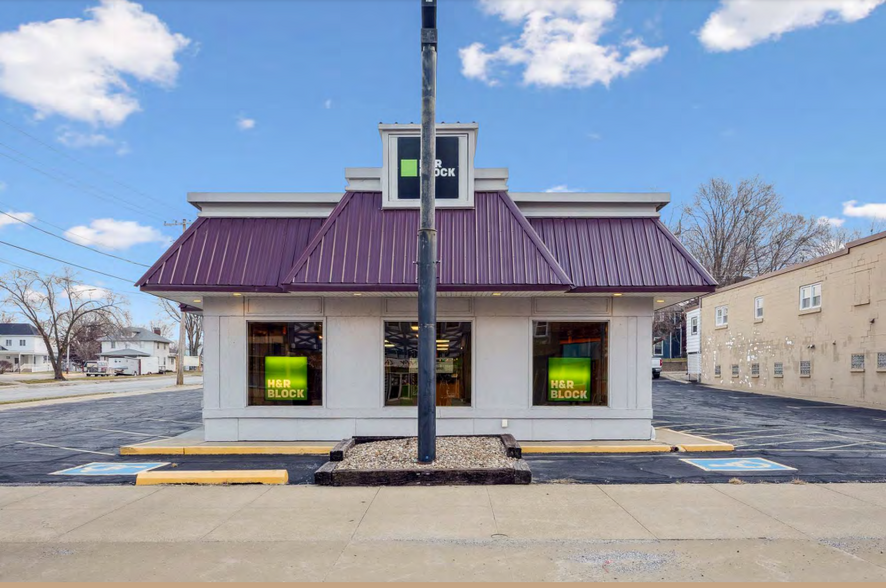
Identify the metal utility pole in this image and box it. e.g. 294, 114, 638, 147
165, 219, 189, 386
417, 0, 437, 463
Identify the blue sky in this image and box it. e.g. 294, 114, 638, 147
0, 0, 885, 327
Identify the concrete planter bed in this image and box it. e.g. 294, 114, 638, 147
314, 434, 531, 486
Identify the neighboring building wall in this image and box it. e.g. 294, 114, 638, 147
686, 308, 701, 380
700, 235, 886, 408
0, 335, 52, 372
201, 295, 654, 442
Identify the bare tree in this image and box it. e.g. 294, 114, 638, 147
813, 220, 886, 256
158, 299, 203, 357
0, 269, 129, 380
673, 177, 829, 286
68, 316, 115, 367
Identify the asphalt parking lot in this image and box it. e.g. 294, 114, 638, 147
1, 380, 885, 485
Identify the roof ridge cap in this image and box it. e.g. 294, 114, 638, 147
281, 192, 355, 286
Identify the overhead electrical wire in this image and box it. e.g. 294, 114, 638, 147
0, 239, 136, 283
0, 210, 150, 268
0, 143, 167, 222
0, 255, 155, 300
0, 115, 192, 217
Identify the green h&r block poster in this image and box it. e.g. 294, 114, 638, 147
265, 356, 308, 401
548, 357, 591, 401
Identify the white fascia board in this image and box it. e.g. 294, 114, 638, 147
188, 192, 344, 218
511, 192, 670, 218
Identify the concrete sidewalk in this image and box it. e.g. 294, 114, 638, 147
2, 483, 886, 581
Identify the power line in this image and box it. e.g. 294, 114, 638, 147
0, 210, 150, 268
0, 144, 167, 222
0, 239, 136, 283
0, 197, 154, 252
0, 115, 192, 216
0, 256, 155, 300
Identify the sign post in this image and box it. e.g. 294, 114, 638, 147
417, 0, 438, 463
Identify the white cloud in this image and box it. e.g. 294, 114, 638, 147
63, 284, 111, 301
0, 181, 6, 192
545, 185, 582, 193
0, 0, 191, 126
699, 0, 884, 52
459, 0, 667, 88
57, 128, 115, 148
843, 200, 886, 220
323, 99, 333, 109
64, 218, 170, 250
0, 211, 35, 228
818, 215, 845, 227
236, 115, 255, 130
587, 132, 603, 140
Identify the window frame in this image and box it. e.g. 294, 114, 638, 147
851, 353, 865, 372
800, 283, 822, 311
653, 340, 664, 357
689, 316, 699, 336
381, 316, 475, 410
751, 363, 760, 377
754, 296, 764, 320
246, 317, 326, 408
800, 360, 812, 378
715, 305, 728, 327
714, 364, 721, 377
878, 352, 886, 372
529, 318, 612, 409
774, 362, 784, 378
731, 364, 739, 378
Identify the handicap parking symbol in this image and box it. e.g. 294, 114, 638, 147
680, 457, 796, 473
51, 462, 169, 476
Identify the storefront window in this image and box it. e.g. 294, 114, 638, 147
383, 321, 471, 407
248, 322, 322, 406
532, 321, 608, 406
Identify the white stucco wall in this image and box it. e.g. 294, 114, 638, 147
200, 294, 654, 441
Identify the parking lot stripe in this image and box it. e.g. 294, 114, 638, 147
15, 440, 114, 456
92, 428, 172, 438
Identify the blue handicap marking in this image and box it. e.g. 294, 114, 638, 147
51, 462, 169, 476
680, 457, 796, 473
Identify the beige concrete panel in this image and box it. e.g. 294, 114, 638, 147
355, 486, 496, 540
601, 484, 806, 540
58, 507, 237, 543
488, 485, 654, 539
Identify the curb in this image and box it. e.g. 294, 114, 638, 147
121, 445, 334, 456
135, 469, 289, 485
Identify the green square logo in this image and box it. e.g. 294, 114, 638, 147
400, 158, 418, 177
265, 356, 308, 401
548, 357, 591, 402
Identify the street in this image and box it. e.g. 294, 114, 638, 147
0, 374, 203, 404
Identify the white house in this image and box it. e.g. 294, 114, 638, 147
0, 324, 53, 373
98, 327, 177, 373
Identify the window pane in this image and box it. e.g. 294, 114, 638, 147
533, 321, 608, 406
248, 322, 323, 406
383, 322, 472, 407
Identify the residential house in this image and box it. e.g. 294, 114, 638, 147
98, 327, 176, 373
699, 231, 886, 407
0, 324, 53, 373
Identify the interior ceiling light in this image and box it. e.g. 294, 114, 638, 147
492, 292, 502, 296
411, 325, 419, 331
656, 299, 665, 303
193, 299, 201, 303
232, 293, 242, 297
612, 293, 623, 297
353, 292, 362, 296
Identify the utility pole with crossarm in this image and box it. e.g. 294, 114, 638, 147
164, 218, 189, 386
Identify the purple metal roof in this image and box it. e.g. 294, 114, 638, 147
283, 192, 572, 292
136, 216, 325, 292
528, 217, 717, 292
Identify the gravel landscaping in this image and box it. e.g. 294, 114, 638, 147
336, 436, 518, 470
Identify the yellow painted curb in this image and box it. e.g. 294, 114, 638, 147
183, 446, 332, 456
136, 469, 289, 485
677, 443, 735, 452
120, 445, 185, 456
521, 445, 673, 454
120, 445, 332, 456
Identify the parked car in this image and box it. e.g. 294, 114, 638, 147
652, 357, 662, 379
